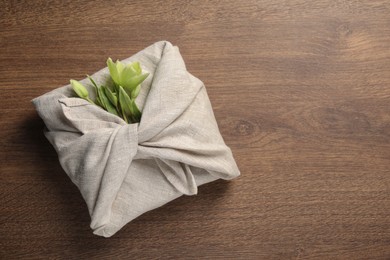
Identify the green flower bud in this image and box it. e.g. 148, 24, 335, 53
70, 79, 89, 99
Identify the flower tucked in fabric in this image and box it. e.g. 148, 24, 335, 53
107, 58, 149, 98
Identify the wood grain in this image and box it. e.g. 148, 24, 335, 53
1, 0, 389, 259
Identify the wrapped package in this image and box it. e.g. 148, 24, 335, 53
32, 41, 240, 237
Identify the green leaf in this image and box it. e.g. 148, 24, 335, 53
93, 85, 103, 108
97, 87, 106, 109
103, 85, 118, 107
118, 86, 133, 122
122, 73, 149, 93
110, 81, 119, 94
131, 99, 142, 122
95, 95, 103, 107
118, 86, 132, 115
115, 60, 125, 77
107, 58, 120, 85
87, 75, 98, 89
87, 75, 99, 99
99, 86, 118, 116
132, 61, 142, 75
131, 84, 142, 99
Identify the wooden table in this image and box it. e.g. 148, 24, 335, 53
1, 1, 389, 259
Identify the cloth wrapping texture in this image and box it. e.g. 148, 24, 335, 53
32, 41, 240, 237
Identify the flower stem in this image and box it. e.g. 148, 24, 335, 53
86, 97, 95, 104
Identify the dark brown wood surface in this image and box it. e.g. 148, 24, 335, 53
1, 0, 389, 259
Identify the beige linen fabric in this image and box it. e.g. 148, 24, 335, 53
32, 41, 240, 237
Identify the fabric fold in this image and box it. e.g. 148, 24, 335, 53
33, 41, 240, 237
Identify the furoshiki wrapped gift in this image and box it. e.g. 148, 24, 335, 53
32, 41, 240, 237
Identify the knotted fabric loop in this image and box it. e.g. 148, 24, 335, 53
56, 97, 200, 197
